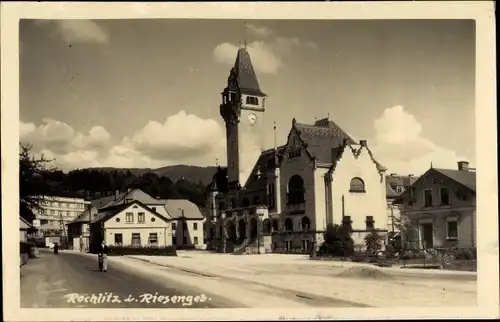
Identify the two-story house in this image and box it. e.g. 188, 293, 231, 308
395, 161, 476, 250
89, 188, 206, 250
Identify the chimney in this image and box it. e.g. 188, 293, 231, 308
115, 190, 119, 200
458, 161, 469, 171
342, 138, 350, 146
390, 173, 397, 177
359, 140, 367, 147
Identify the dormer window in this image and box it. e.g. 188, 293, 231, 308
246, 96, 259, 105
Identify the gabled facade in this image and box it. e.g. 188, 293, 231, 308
396, 161, 476, 249
89, 188, 206, 250
206, 46, 389, 253
90, 200, 173, 249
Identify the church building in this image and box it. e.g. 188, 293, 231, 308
205, 46, 389, 254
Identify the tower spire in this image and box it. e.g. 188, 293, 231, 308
273, 121, 279, 165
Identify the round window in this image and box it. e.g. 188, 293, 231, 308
116, 218, 120, 222
151, 217, 156, 222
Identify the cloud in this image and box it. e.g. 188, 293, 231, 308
245, 23, 273, 37
34, 20, 109, 44
19, 112, 227, 171
213, 25, 318, 74
370, 105, 472, 176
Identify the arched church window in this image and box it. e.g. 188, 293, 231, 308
242, 198, 250, 207
246, 96, 259, 105
301, 216, 311, 230
349, 177, 366, 193
284, 218, 294, 232
287, 175, 305, 204
272, 219, 279, 232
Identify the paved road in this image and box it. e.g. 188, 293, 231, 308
20, 250, 231, 308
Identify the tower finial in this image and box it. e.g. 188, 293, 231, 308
327, 112, 330, 119
244, 39, 247, 50
216, 158, 219, 166
430, 161, 433, 168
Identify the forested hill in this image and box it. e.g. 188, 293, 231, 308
88, 165, 218, 186
42, 166, 218, 207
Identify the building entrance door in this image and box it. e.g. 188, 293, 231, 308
420, 223, 433, 249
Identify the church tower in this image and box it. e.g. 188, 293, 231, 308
220, 47, 267, 190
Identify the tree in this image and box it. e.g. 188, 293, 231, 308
19, 143, 57, 223
364, 229, 383, 254
322, 223, 354, 256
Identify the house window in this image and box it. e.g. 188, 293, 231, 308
245, 96, 259, 105
116, 218, 120, 222
302, 239, 310, 251
349, 177, 365, 193
284, 218, 294, 231
366, 216, 375, 230
301, 216, 311, 230
440, 188, 450, 206
51, 210, 55, 215
148, 233, 158, 245
172, 223, 177, 230
131, 233, 141, 247
272, 219, 279, 232
193, 223, 198, 230
288, 175, 305, 204
151, 217, 156, 222
424, 189, 433, 207
194, 237, 199, 245
285, 240, 292, 251
396, 186, 404, 193
242, 198, 250, 207
138, 212, 145, 223
114, 233, 123, 245
267, 183, 275, 208
126, 212, 134, 223
446, 219, 458, 240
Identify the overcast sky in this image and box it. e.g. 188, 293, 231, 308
19, 19, 475, 176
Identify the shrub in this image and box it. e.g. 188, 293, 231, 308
107, 245, 177, 256
455, 248, 476, 260
364, 230, 383, 254
320, 223, 354, 257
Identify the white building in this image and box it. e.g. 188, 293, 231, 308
89, 189, 206, 250
32, 195, 88, 236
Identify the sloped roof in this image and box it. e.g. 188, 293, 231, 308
386, 175, 419, 187
68, 206, 98, 224
433, 168, 476, 192
98, 189, 165, 209
20, 217, 32, 230
92, 200, 171, 224
163, 199, 204, 220
386, 183, 399, 199
294, 118, 356, 164
230, 48, 266, 97
244, 146, 286, 190
90, 195, 115, 209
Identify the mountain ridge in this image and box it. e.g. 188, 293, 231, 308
84, 165, 219, 186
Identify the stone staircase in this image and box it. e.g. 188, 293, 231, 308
232, 236, 259, 255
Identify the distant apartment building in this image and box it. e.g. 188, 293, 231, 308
32, 196, 89, 236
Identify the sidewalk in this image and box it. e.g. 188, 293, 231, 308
124, 253, 477, 307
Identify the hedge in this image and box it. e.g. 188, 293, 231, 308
107, 245, 177, 256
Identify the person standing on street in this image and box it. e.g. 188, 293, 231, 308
98, 241, 109, 272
